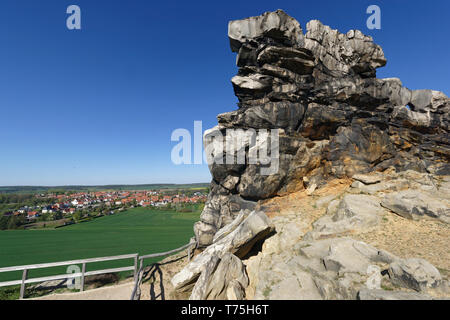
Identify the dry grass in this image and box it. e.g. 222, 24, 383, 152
353, 211, 450, 271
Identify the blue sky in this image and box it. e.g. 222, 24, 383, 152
0, 0, 448, 186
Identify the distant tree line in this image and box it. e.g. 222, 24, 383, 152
0, 214, 26, 230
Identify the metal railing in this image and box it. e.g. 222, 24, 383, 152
0, 239, 197, 300
0, 253, 139, 299
130, 241, 196, 300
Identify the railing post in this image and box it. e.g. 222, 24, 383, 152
133, 258, 144, 300
133, 255, 138, 282
80, 263, 86, 292
20, 269, 28, 299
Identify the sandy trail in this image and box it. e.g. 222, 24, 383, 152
29, 281, 134, 300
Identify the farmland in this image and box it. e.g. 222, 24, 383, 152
0, 207, 200, 283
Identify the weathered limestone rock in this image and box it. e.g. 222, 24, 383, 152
194, 181, 257, 247
172, 211, 273, 292
388, 258, 443, 292
177, 10, 450, 300
305, 194, 383, 240
352, 173, 383, 185
218, 101, 306, 132
381, 190, 450, 223
190, 253, 248, 300
194, 9, 449, 246
305, 20, 386, 78
228, 9, 304, 53
189, 255, 221, 299
212, 210, 248, 243
245, 237, 403, 300
226, 279, 246, 300
322, 239, 382, 275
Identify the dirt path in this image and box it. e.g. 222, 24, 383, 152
29, 281, 134, 300
139, 251, 192, 300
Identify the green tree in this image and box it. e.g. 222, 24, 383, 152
73, 211, 82, 222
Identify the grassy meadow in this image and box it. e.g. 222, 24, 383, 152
0, 207, 200, 284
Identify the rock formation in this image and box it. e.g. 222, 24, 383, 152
172, 9, 450, 300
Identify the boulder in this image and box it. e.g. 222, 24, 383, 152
381, 190, 450, 223
306, 194, 383, 240
388, 258, 443, 292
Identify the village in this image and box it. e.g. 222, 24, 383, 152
3, 189, 207, 222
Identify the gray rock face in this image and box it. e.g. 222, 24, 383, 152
218, 101, 306, 133
388, 258, 443, 292
304, 20, 386, 79
194, 9, 449, 247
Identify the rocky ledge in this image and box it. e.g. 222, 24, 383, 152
171, 10, 450, 300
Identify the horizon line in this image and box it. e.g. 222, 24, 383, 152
0, 182, 210, 188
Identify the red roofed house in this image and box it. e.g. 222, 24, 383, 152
27, 211, 39, 219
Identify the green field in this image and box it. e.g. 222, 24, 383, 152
0, 207, 200, 283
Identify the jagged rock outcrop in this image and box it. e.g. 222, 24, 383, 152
194, 9, 450, 249
172, 9, 449, 300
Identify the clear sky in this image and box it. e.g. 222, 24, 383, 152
0, 0, 448, 186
